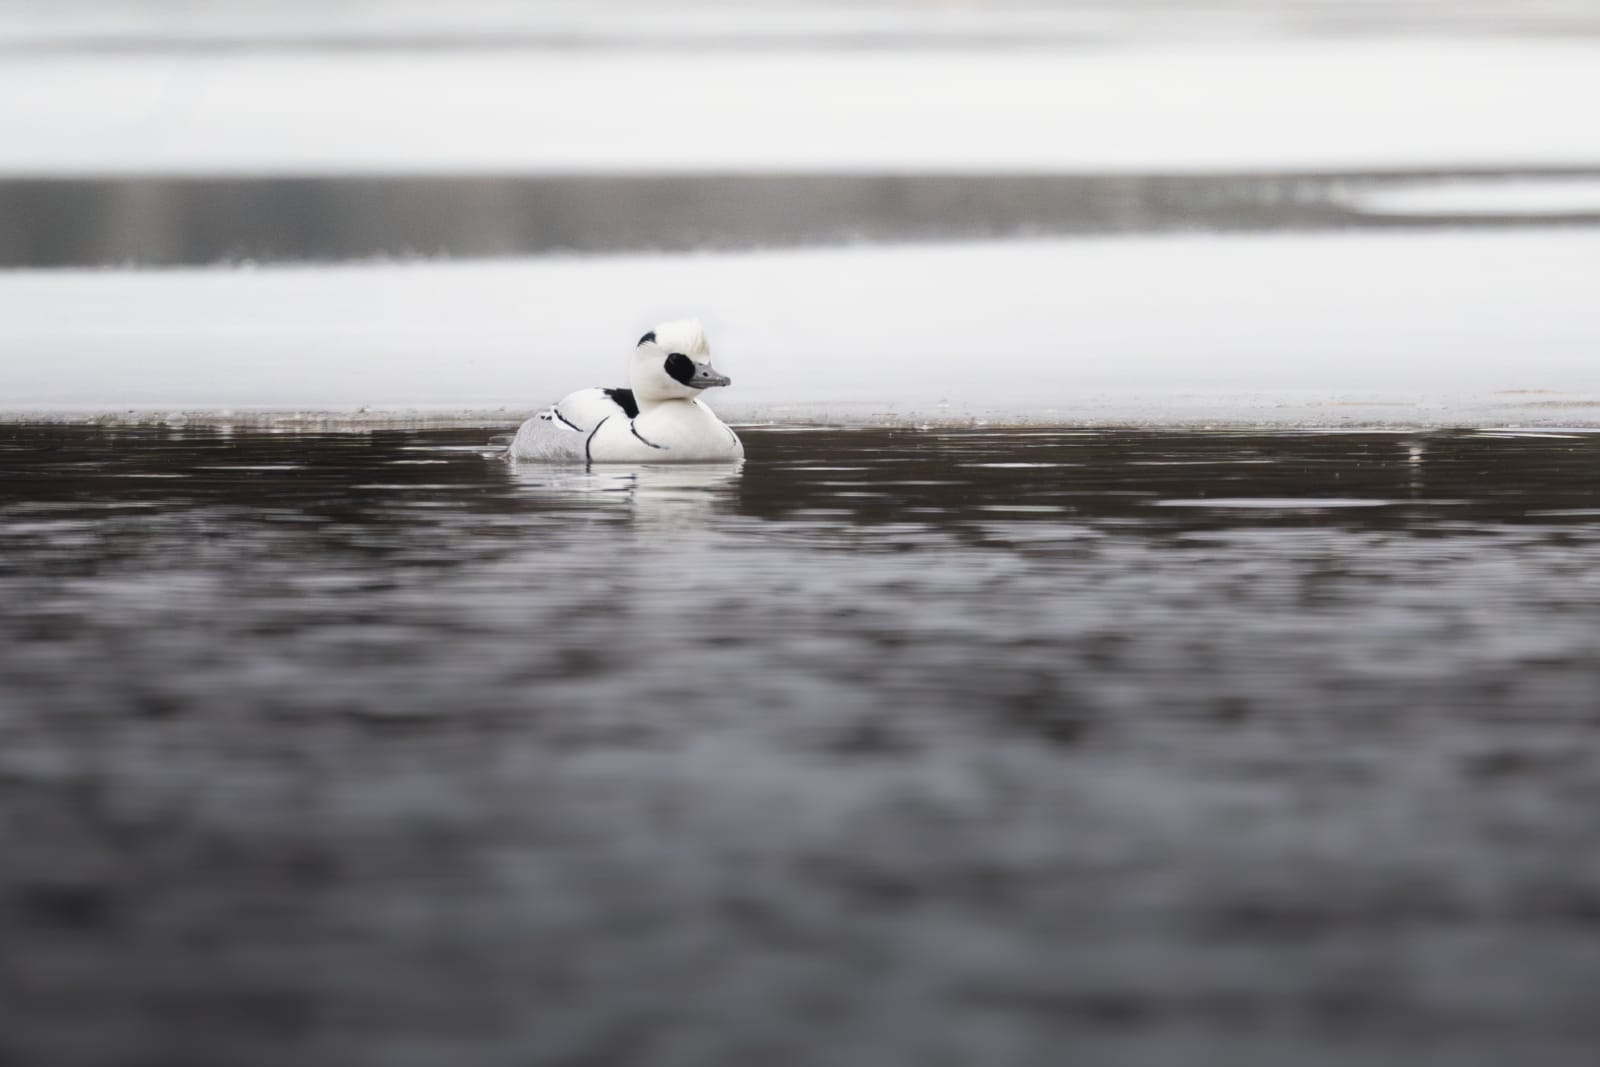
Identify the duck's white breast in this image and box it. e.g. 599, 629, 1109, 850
588, 401, 743, 464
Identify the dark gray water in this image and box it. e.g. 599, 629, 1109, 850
4, 425, 1600, 1066
6, 170, 1599, 268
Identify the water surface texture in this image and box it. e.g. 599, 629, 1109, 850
8, 170, 1600, 268
3, 426, 1600, 1066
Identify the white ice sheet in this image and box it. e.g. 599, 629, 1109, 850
1348, 179, 1600, 217
3, 229, 1598, 426
2, 40, 1599, 175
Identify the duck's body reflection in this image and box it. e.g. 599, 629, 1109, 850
506, 461, 744, 526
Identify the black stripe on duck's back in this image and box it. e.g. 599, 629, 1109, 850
603, 388, 640, 419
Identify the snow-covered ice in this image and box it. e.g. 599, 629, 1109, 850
2, 41, 1599, 175
4, 4, 1597, 428
4, 229, 1597, 427
1347, 178, 1600, 217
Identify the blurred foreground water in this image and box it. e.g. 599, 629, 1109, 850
3, 425, 1599, 1066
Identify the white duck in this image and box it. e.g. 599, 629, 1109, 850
507, 319, 744, 464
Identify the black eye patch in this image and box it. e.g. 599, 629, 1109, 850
664, 352, 696, 386
637, 331, 656, 347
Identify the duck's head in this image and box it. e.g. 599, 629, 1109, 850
630, 318, 732, 403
